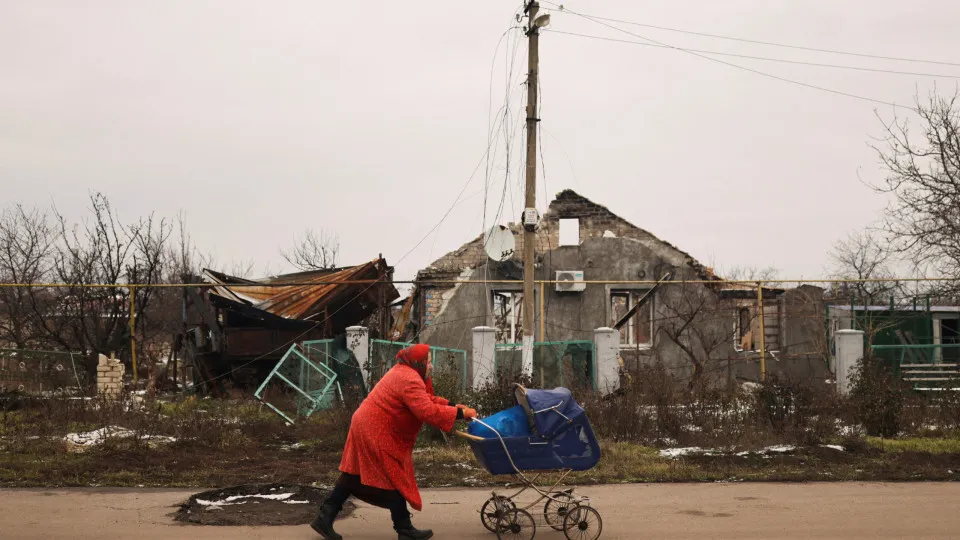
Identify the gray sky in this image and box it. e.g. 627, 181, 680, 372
3, 1, 959, 283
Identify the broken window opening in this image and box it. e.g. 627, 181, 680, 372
492, 291, 523, 344
559, 218, 580, 246
611, 290, 653, 347
734, 301, 780, 352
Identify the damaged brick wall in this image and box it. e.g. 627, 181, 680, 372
413, 189, 715, 340
421, 190, 708, 279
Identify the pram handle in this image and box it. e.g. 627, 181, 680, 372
453, 430, 485, 442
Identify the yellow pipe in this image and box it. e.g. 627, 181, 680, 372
1, 277, 956, 288
757, 282, 766, 382
130, 287, 137, 386
539, 281, 545, 342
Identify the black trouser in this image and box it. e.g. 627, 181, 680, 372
326, 472, 412, 527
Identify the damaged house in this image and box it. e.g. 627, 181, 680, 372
181, 258, 398, 394
398, 190, 828, 389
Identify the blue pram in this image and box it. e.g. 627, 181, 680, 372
456, 385, 603, 540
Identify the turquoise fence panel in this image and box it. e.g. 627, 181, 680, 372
871, 343, 960, 391
0, 349, 88, 396
369, 340, 468, 393
429, 346, 468, 394
494, 343, 524, 384
254, 340, 339, 424
494, 341, 596, 390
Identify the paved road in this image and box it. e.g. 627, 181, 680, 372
1, 483, 958, 539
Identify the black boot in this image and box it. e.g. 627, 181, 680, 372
393, 509, 433, 540
310, 500, 343, 540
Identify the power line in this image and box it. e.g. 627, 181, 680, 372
541, 3, 960, 68
197, 25, 534, 386
548, 6, 912, 111
548, 30, 960, 79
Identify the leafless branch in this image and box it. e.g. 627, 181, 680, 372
281, 228, 340, 271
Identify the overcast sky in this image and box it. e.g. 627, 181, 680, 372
3, 1, 959, 283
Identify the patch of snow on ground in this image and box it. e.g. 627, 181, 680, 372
64, 426, 176, 448
196, 493, 306, 507
659, 447, 715, 458
65, 426, 134, 446
821, 444, 845, 452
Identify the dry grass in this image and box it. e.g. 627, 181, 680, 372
1, 380, 960, 488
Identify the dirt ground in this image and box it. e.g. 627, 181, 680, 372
174, 484, 355, 526
2, 483, 960, 539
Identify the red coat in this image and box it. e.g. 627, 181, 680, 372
339, 363, 458, 511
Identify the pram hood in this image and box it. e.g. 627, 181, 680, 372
515, 386, 585, 440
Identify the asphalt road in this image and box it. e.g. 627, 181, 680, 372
1, 483, 958, 539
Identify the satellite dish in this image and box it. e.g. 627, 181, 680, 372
484, 225, 516, 262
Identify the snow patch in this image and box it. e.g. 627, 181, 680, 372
659, 447, 719, 458
196, 493, 307, 507
64, 426, 176, 450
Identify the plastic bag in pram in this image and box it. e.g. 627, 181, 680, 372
466, 405, 532, 439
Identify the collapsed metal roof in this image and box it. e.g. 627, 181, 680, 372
201, 258, 399, 321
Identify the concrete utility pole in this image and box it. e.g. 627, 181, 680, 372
521, 1, 547, 376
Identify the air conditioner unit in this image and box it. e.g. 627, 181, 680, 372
555, 270, 586, 292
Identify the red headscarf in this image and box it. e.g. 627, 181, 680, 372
396, 343, 430, 381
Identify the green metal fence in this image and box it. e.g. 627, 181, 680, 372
369, 340, 468, 393
494, 341, 596, 390
0, 349, 88, 395
254, 340, 340, 424
870, 344, 960, 390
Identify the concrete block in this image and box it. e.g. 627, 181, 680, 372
472, 326, 497, 390
594, 327, 620, 396
834, 329, 864, 396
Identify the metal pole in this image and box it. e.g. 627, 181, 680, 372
757, 282, 766, 382
130, 286, 137, 386
520, 1, 541, 377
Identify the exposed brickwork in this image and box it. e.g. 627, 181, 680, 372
96, 354, 124, 399
418, 189, 711, 280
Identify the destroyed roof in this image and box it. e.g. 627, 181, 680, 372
202, 258, 399, 320
419, 189, 719, 281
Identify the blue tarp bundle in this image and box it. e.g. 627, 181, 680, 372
467, 405, 532, 438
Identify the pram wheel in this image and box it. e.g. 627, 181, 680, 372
480, 496, 515, 533
562, 505, 602, 540
543, 491, 576, 531
496, 508, 536, 540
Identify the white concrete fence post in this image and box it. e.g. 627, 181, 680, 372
346, 326, 370, 392
593, 327, 620, 396
834, 329, 865, 396
472, 326, 497, 390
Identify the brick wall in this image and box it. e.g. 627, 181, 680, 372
97, 354, 124, 399
421, 190, 670, 278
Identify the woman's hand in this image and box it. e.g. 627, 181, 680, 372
460, 407, 478, 420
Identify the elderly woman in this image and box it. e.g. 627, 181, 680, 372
311, 343, 476, 540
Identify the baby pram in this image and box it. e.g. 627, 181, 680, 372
455, 385, 603, 540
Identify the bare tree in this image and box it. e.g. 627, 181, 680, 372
829, 230, 906, 302
872, 92, 960, 282
828, 230, 919, 346
655, 280, 731, 392
281, 228, 340, 271
722, 265, 780, 282
0, 205, 55, 349
32, 193, 172, 369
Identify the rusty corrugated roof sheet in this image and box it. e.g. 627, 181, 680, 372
202, 258, 399, 320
